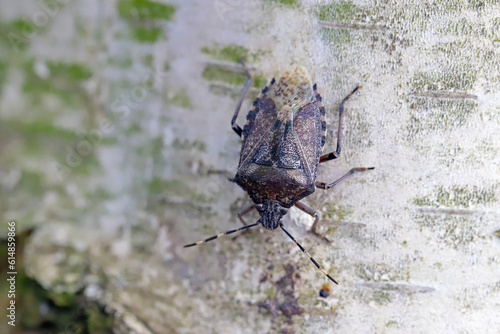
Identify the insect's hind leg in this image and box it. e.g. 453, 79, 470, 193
294, 201, 332, 244
231, 58, 253, 137
315, 167, 374, 190
319, 85, 362, 163
295, 167, 373, 243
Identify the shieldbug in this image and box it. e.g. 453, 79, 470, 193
185, 60, 374, 284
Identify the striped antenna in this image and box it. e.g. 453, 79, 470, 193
280, 222, 338, 285
184, 221, 261, 248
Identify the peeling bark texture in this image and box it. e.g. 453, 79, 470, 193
2, 0, 500, 333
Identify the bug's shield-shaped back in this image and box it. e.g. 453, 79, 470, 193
245, 102, 325, 181
235, 66, 324, 208
252, 106, 305, 170
235, 104, 316, 208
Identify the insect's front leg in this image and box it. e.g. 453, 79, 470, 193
294, 201, 332, 244
237, 203, 256, 226
232, 203, 257, 241
319, 85, 361, 163
231, 58, 253, 137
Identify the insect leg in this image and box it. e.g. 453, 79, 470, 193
231, 58, 253, 137
294, 201, 332, 244
319, 85, 362, 163
237, 203, 256, 226
184, 221, 260, 248
232, 203, 257, 241
280, 222, 338, 285
315, 167, 374, 190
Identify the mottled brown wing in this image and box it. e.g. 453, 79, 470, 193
239, 94, 278, 166
293, 102, 323, 179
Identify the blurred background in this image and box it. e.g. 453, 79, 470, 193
1, 0, 500, 333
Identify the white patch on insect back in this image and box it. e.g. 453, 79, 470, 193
268, 66, 316, 114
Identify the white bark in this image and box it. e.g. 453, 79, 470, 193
2, 0, 500, 333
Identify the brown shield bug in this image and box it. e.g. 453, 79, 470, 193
185, 60, 374, 284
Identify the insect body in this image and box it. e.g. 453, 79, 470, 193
235, 66, 325, 230
185, 60, 374, 284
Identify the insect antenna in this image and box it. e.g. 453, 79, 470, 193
184, 221, 261, 248
279, 222, 338, 285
